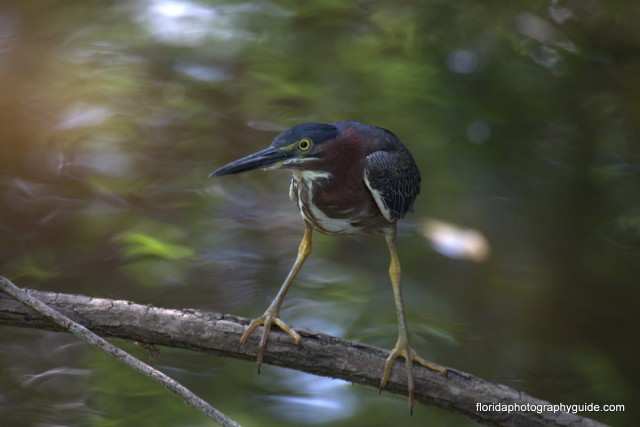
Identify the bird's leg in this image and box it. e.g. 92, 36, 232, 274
380, 229, 447, 413
240, 222, 313, 372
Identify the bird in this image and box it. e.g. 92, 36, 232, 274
209, 120, 446, 412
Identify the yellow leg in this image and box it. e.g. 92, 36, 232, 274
240, 221, 313, 372
380, 228, 446, 413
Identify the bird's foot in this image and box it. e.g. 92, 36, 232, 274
239, 311, 301, 373
379, 342, 446, 414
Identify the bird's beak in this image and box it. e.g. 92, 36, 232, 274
208, 146, 288, 177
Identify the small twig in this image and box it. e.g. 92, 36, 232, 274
0, 276, 240, 427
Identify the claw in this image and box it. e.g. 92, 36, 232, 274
379, 343, 446, 414
240, 313, 301, 373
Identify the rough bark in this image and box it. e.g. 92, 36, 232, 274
0, 288, 607, 427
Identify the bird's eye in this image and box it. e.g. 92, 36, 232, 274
297, 138, 312, 151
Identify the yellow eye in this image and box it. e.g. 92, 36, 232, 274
298, 138, 312, 151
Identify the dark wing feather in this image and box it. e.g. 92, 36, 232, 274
364, 147, 421, 222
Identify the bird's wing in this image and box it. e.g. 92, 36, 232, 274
364, 149, 421, 222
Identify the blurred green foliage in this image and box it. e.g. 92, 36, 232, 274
1, 0, 639, 426
115, 232, 195, 260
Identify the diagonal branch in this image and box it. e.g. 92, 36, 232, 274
0, 283, 607, 427
0, 277, 240, 427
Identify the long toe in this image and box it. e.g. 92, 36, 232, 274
239, 313, 302, 373
379, 343, 446, 413
413, 352, 447, 374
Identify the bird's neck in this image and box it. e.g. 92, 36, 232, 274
292, 169, 332, 182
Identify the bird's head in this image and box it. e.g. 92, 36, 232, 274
209, 123, 339, 177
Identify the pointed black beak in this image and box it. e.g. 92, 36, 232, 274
208, 146, 288, 177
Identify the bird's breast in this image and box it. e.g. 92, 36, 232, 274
289, 170, 388, 235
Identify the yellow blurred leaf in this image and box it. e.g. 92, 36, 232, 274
115, 232, 195, 260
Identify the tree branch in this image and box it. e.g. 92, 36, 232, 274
0, 283, 607, 427
0, 277, 240, 427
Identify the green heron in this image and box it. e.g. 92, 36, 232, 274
209, 121, 446, 411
